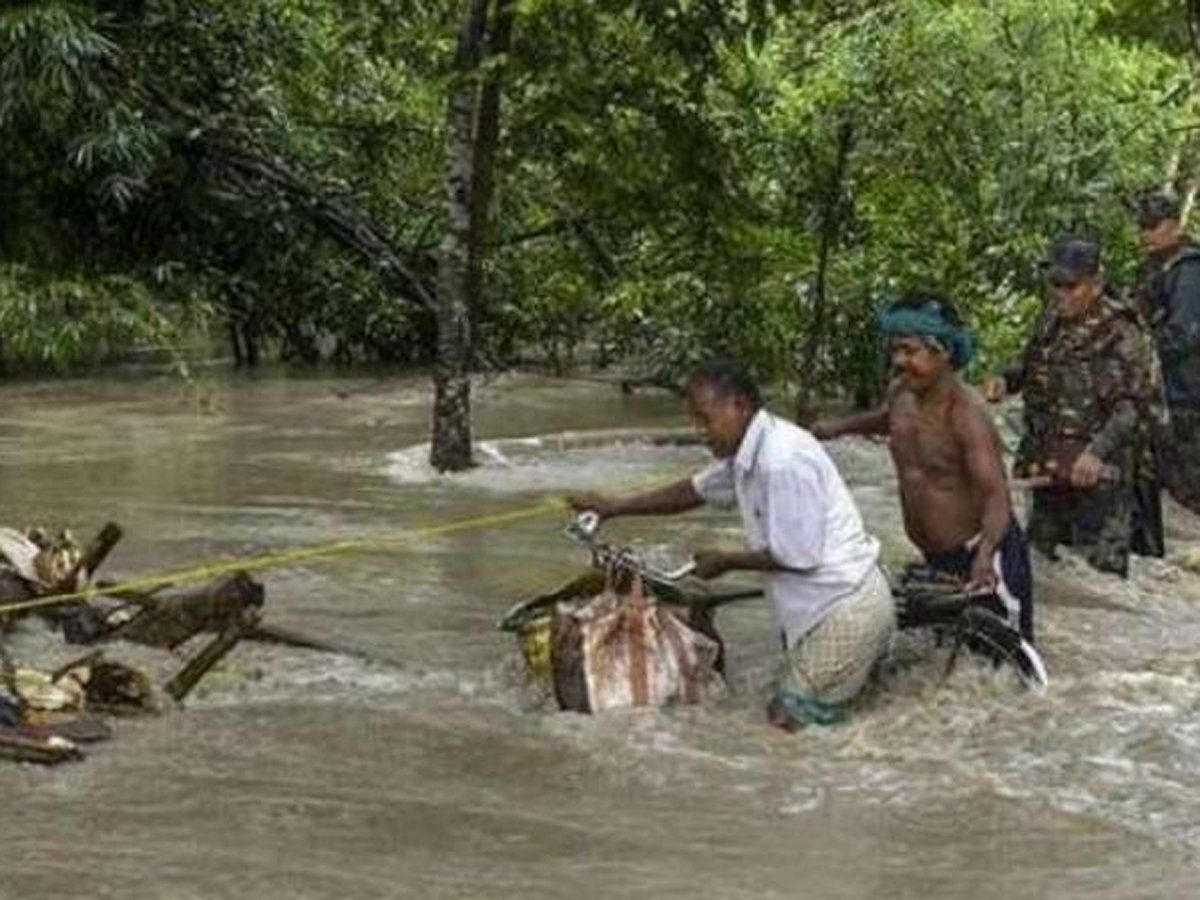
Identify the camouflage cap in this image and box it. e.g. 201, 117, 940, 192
1136, 192, 1181, 229
1044, 235, 1101, 283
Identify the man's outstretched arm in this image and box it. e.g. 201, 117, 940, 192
568, 479, 703, 521
810, 406, 889, 441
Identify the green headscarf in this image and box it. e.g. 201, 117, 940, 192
877, 298, 974, 370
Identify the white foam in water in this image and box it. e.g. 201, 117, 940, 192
385, 429, 709, 493
181, 644, 496, 710
348, 425, 1200, 865
474, 440, 512, 466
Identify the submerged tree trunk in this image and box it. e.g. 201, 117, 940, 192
1182, 155, 1200, 229
431, 0, 512, 472
1184, 177, 1199, 230
468, 0, 513, 321
431, 0, 489, 472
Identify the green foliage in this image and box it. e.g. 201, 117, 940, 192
0, 0, 1194, 398
0, 265, 182, 373
1099, 0, 1195, 55
760, 0, 1188, 384
492, 0, 1191, 400
0, 4, 114, 130
0, 0, 446, 369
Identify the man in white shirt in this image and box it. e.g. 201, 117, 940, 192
569, 359, 894, 729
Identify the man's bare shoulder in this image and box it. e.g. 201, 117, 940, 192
949, 380, 1001, 441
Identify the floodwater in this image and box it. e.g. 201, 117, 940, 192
1, 371, 1199, 899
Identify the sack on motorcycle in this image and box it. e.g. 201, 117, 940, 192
550, 575, 721, 713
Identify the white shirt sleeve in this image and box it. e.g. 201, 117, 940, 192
691, 459, 737, 510
761, 460, 826, 570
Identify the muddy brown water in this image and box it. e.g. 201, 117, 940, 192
0, 372, 1198, 899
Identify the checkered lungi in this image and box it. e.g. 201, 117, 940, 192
770, 566, 894, 725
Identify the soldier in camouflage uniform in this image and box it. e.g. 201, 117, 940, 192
987, 236, 1158, 577
1128, 336, 1168, 559
1133, 192, 1200, 516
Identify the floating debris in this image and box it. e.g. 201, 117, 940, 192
0, 522, 387, 764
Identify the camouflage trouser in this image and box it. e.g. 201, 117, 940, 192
1161, 408, 1200, 516
1027, 483, 1132, 578
1131, 476, 1165, 559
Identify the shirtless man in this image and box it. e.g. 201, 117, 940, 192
812, 293, 1034, 641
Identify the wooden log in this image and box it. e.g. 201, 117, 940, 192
72, 523, 123, 582
245, 623, 402, 668
82, 661, 154, 715
92, 579, 172, 605
1011, 475, 1056, 491
51, 649, 105, 682
165, 610, 259, 702
1010, 464, 1120, 492
51, 650, 154, 715
106, 571, 264, 649
0, 572, 35, 630
18, 712, 113, 744
0, 729, 82, 764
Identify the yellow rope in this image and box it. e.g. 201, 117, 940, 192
0, 498, 567, 617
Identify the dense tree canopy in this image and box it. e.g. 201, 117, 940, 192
0, 0, 1195, 411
